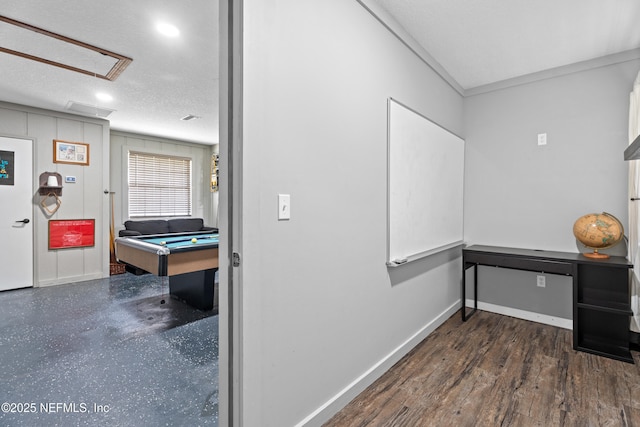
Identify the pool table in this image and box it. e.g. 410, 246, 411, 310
115, 232, 219, 310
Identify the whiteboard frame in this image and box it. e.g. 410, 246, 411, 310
386, 98, 465, 267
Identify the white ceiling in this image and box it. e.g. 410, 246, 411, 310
371, 0, 640, 89
0, 0, 219, 145
1, 1, 639, 146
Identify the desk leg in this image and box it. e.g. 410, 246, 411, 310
462, 261, 466, 321
473, 264, 478, 312
462, 262, 478, 321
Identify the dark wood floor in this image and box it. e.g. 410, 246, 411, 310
324, 310, 640, 427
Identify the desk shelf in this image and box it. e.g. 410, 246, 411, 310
574, 263, 633, 362
576, 300, 633, 315
576, 340, 635, 363
576, 314, 634, 363
576, 265, 630, 306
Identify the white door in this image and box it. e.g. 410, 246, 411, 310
0, 136, 33, 290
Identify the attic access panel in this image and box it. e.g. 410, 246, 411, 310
0, 15, 132, 81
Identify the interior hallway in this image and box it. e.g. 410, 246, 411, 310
0, 273, 218, 426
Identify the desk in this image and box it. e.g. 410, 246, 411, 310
462, 245, 634, 363
115, 232, 219, 310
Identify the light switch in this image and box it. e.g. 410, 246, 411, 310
278, 194, 290, 220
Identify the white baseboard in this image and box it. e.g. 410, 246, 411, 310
37, 272, 105, 287
295, 301, 460, 427
466, 299, 572, 330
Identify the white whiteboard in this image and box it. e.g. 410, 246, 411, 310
387, 98, 464, 266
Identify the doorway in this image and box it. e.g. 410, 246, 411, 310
218, 0, 242, 425
0, 136, 33, 291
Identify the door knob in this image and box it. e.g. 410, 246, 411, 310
15, 218, 30, 224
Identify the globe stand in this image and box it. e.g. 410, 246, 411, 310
582, 248, 610, 259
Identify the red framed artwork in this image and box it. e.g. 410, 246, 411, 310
49, 219, 95, 249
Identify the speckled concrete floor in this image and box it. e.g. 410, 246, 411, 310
0, 273, 218, 426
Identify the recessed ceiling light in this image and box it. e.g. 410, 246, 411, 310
181, 114, 201, 121
156, 22, 180, 38
96, 92, 113, 102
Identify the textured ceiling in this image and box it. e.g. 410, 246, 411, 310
0, 0, 218, 145
371, 0, 640, 89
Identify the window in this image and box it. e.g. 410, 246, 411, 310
128, 151, 192, 217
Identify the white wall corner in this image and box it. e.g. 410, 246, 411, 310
355, 0, 464, 95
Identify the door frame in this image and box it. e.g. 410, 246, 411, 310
219, 0, 243, 425
0, 133, 36, 288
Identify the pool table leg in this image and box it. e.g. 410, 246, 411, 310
169, 268, 218, 311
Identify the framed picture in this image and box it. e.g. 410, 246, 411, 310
0, 150, 15, 186
210, 153, 219, 192
53, 140, 90, 166
49, 219, 95, 249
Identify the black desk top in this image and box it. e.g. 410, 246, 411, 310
463, 245, 632, 268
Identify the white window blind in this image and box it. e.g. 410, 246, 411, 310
128, 151, 192, 217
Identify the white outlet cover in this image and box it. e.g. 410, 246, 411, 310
537, 133, 547, 146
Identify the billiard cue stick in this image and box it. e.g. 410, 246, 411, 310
159, 235, 218, 245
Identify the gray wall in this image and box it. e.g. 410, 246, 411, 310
463, 59, 640, 320
239, 0, 463, 425
0, 101, 109, 286
109, 131, 217, 232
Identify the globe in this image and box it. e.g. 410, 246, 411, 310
572, 212, 624, 259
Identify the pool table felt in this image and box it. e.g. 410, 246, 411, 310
142, 233, 219, 249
